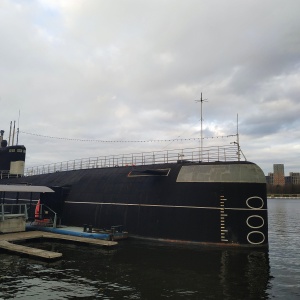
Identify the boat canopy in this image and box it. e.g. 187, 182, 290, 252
0, 185, 54, 193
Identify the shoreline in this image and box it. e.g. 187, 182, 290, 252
268, 194, 300, 199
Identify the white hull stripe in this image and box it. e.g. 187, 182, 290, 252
65, 201, 267, 211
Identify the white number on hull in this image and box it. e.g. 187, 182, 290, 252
246, 196, 264, 209
246, 196, 266, 245
246, 215, 264, 229
247, 231, 265, 245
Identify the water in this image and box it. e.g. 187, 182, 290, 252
0, 199, 299, 299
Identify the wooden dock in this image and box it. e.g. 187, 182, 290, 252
0, 231, 118, 260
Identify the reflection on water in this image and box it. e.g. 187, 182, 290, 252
0, 241, 270, 299
0, 199, 299, 299
268, 199, 300, 299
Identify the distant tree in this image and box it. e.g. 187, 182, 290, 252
267, 183, 300, 194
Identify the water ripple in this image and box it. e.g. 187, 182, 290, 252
0, 199, 299, 299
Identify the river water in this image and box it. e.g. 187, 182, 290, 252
0, 198, 299, 299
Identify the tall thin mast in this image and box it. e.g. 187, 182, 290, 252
8, 121, 12, 146
237, 114, 240, 161
12, 121, 16, 146
16, 110, 20, 145
195, 93, 207, 161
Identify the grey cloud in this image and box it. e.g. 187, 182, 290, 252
1, 0, 300, 174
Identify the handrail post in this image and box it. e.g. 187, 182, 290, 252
42, 204, 58, 228
1, 204, 4, 221
53, 213, 57, 228
25, 204, 28, 220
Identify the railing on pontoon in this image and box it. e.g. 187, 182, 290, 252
0, 204, 28, 221
32, 204, 58, 228
24, 144, 242, 176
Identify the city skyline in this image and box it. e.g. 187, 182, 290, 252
266, 163, 300, 185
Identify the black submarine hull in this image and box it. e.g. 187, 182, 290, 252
2, 160, 268, 247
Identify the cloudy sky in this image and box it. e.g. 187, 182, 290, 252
1, 0, 299, 175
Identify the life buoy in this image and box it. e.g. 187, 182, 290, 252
35, 200, 41, 220
34, 200, 51, 224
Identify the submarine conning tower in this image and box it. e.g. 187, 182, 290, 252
0, 130, 8, 148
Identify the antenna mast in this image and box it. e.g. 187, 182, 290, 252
16, 110, 20, 145
12, 121, 16, 146
195, 93, 208, 161
237, 114, 240, 161
234, 113, 247, 161
8, 121, 12, 146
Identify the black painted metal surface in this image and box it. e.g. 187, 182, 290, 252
1, 161, 268, 247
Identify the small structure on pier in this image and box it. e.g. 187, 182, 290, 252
0, 184, 54, 233
0, 185, 118, 261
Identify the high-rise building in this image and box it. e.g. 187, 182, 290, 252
273, 164, 285, 186
286, 172, 300, 185
266, 172, 274, 185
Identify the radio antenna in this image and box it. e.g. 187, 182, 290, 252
8, 121, 12, 146
195, 92, 208, 161
16, 110, 20, 145
232, 114, 247, 161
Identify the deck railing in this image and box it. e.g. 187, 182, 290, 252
24, 144, 241, 176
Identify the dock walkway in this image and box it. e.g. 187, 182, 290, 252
0, 231, 117, 260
